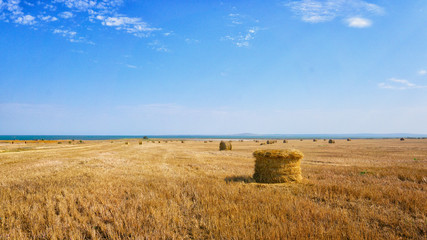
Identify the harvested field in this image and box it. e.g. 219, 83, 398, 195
0, 139, 426, 239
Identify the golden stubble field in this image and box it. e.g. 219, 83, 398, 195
0, 139, 426, 239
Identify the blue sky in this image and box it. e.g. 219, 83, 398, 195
1, 0, 427, 135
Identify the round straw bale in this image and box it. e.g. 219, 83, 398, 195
328, 139, 335, 144
313, 139, 317, 142
400, 138, 405, 141
181, 141, 185, 143
283, 140, 288, 143
347, 138, 351, 141
219, 141, 232, 151
253, 149, 303, 183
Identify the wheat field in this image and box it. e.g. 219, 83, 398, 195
0, 139, 426, 239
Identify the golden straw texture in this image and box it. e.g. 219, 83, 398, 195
253, 149, 303, 183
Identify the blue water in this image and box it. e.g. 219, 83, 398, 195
0, 134, 425, 140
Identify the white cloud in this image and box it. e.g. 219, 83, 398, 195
126, 64, 137, 69
43, 3, 57, 11
58, 11, 73, 19
185, 38, 200, 44
379, 78, 426, 90
346, 17, 372, 28
418, 69, 427, 76
1, 0, 36, 25
223, 27, 258, 47
53, 28, 93, 44
54, 0, 97, 11
39, 15, 58, 22
148, 40, 168, 52
287, 0, 383, 26
100, 15, 160, 37
228, 13, 243, 25
14, 14, 36, 25
0, 0, 162, 42
53, 28, 76, 37
223, 10, 260, 48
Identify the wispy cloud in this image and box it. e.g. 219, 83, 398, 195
228, 13, 243, 25
58, 11, 74, 19
378, 78, 426, 90
100, 15, 160, 37
223, 11, 260, 47
223, 27, 258, 47
126, 64, 137, 69
39, 15, 58, 22
53, 28, 93, 44
185, 38, 200, 44
286, 0, 383, 27
418, 69, 427, 76
0, 0, 162, 44
148, 40, 168, 52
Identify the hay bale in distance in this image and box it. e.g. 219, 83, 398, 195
204, 141, 208, 143
313, 139, 317, 142
283, 140, 288, 143
139, 141, 142, 145
253, 149, 303, 183
181, 140, 185, 143
347, 138, 351, 141
328, 139, 335, 144
219, 141, 232, 151
400, 138, 405, 141
125, 142, 129, 145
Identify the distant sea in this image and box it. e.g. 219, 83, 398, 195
0, 134, 426, 141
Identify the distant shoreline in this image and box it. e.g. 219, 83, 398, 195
0, 134, 426, 141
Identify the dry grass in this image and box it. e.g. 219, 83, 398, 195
0, 139, 426, 239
